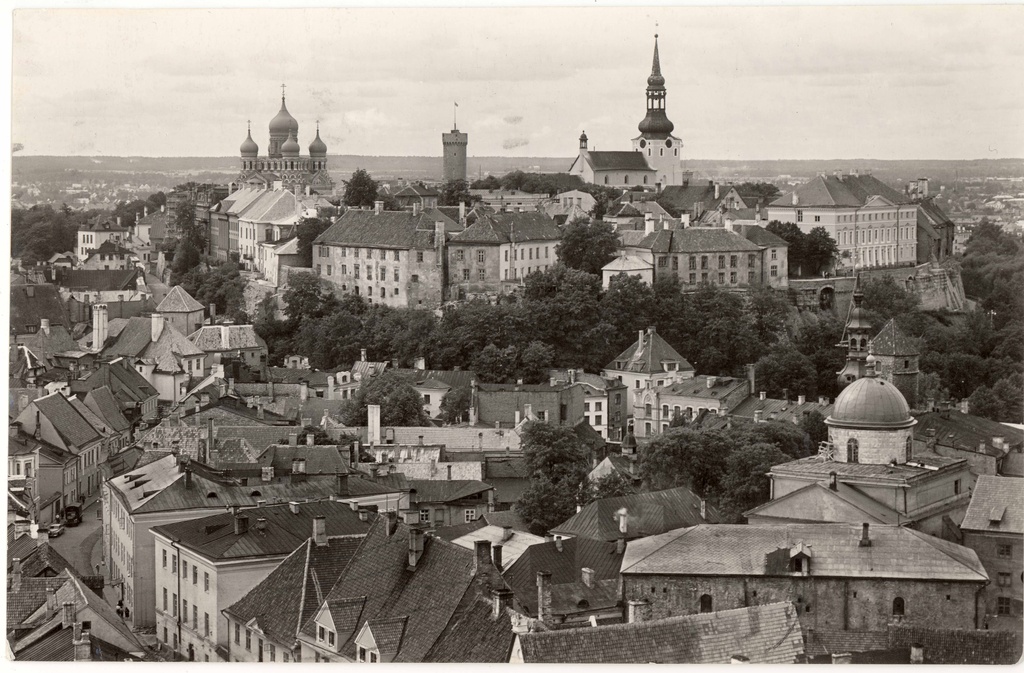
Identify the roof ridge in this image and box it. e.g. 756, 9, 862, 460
901, 527, 987, 579
621, 526, 693, 573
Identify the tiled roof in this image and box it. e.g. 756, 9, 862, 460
630, 227, 763, 254
449, 525, 546, 568
960, 475, 1023, 535
550, 577, 620, 615
156, 285, 203, 313
6, 576, 70, 628
83, 386, 131, 433
151, 500, 370, 560
610, 200, 671, 219
314, 208, 459, 250
660, 375, 749, 401
605, 329, 691, 375
621, 523, 988, 582
104, 316, 204, 372
302, 517, 511, 662
258, 444, 354, 475
914, 410, 1024, 454
367, 616, 407, 656
770, 174, 909, 209
503, 536, 625, 617
240, 189, 302, 225
10, 284, 72, 333
584, 151, 654, 172
408, 480, 492, 504
15, 624, 74, 661
729, 396, 834, 424
18, 542, 77, 579
450, 212, 562, 245
657, 183, 719, 214
517, 602, 804, 664
32, 392, 102, 448
870, 319, 919, 356
550, 486, 722, 541
58, 268, 142, 292
223, 535, 363, 646
770, 453, 963, 482
390, 368, 477, 391
736, 224, 789, 248
189, 324, 267, 352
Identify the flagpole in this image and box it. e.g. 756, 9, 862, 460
454, 101, 458, 130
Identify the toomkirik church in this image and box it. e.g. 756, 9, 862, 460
234, 87, 335, 195
569, 35, 688, 190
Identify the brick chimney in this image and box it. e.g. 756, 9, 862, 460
73, 622, 91, 662
220, 325, 230, 349
491, 543, 503, 570
300, 380, 309, 402
492, 588, 513, 619
472, 539, 492, 575
859, 522, 871, 547
368, 404, 381, 445
11, 558, 22, 592
62, 601, 77, 629
234, 514, 249, 535
312, 515, 327, 546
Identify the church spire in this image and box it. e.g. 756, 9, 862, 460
638, 33, 673, 137
648, 34, 664, 87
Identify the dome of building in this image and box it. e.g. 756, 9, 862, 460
270, 96, 299, 136
638, 112, 675, 137
281, 129, 300, 156
240, 127, 259, 156
826, 374, 914, 429
309, 126, 327, 156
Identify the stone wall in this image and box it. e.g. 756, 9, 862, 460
828, 426, 914, 465
622, 574, 981, 632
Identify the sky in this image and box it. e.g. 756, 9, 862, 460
10, 4, 1024, 160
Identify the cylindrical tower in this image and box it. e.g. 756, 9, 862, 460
442, 126, 468, 183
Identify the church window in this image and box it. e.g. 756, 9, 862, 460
850, 337, 857, 350
674, 149, 678, 156
860, 337, 867, 350
699, 594, 713, 613
905, 437, 912, 462
644, 175, 648, 184
847, 438, 859, 463
644, 403, 652, 417
892, 597, 905, 617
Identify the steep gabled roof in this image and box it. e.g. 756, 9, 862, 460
71, 359, 158, 406
10, 283, 72, 333
584, 151, 655, 172
960, 475, 1023, 535
743, 481, 902, 525
912, 410, 1024, 455
450, 212, 562, 245
630, 227, 762, 254
104, 316, 204, 372
83, 386, 131, 433
408, 479, 492, 504
605, 328, 691, 376
550, 486, 722, 541
621, 523, 988, 582
189, 324, 267, 352
736, 224, 789, 248
32, 392, 103, 448
870, 319, 920, 356
156, 285, 204, 313
58, 268, 141, 292
516, 602, 804, 664
314, 208, 460, 250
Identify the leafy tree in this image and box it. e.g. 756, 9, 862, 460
860, 276, 920, 326
803, 227, 839, 275
638, 427, 731, 496
733, 420, 814, 460
516, 423, 592, 535
343, 169, 379, 208
747, 286, 790, 345
253, 294, 292, 365
470, 175, 501, 190
341, 371, 428, 427
282, 273, 338, 325
967, 385, 1003, 423
299, 425, 335, 445
471, 344, 520, 384
296, 216, 333, 267
293, 311, 363, 370
735, 182, 780, 200
176, 260, 248, 322
438, 178, 471, 207
754, 347, 818, 399
519, 341, 556, 383
556, 218, 620, 276
719, 442, 790, 522
792, 315, 846, 399
439, 387, 471, 424
799, 410, 829, 447
766, 221, 806, 275
588, 471, 637, 502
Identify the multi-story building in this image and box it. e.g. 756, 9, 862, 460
959, 476, 1023, 631
767, 172, 918, 271
473, 380, 585, 429
8, 428, 80, 525
151, 501, 370, 662
102, 313, 207, 403
188, 324, 268, 374
76, 217, 128, 261
313, 205, 459, 309
620, 522, 989, 631
447, 211, 562, 300
101, 455, 353, 631
616, 224, 786, 290
15, 391, 106, 508
632, 374, 752, 438
156, 286, 206, 339
548, 369, 629, 442
467, 189, 549, 213
601, 326, 694, 400
79, 241, 136, 271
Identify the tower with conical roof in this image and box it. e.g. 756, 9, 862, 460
631, 35, 684, 188
836, 276, 873, 389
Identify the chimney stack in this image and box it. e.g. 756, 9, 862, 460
300, 380, 309, 402
408, 527, 425, 569
644, 212, 655, 235
627, 598, 652, 624
73, 621, 91, 662
360, 348, 367, 362
374, 200, 384, 215
491, 588, 513, 619
368, 404, 381, 445
62, 601, 77, 629
581, 567, 594, 588
859, 522, 871, 547
829, 472, 838, 490
412, 202, 420, 217
234, 514, 249, 535
11, 558, 22, 592
472, 539, 492, 574
537, 571, 553, 623
150, 313, 164, 342
312, 515, 327, 546
327, 375, 335, 400
306, 433, 314, 446
700, 499, 707, 520
288, 432, 298, 447
491, 543, 503, 570
45, 588, 57, 619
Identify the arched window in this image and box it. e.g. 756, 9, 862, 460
850, 337, 856, 350
661, 405, 669, 417
905, 437, 913, 462
847, 438, 859, 463
892, 597, 905, 616
645, 403, 652, 417
859, 337, 867, 350
699, 594, 713, 613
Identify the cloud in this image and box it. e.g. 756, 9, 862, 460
502, 137, 529, 150
504, 115, 523, 125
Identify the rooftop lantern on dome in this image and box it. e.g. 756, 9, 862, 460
637, 34, 675, 139
579, 130, 588, 150
309, 121, 328, 157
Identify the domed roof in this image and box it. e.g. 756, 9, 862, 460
579, 130, 588, 143
269, 95, 299, 136
309, 125, 327, 156
826, 374, 914, 429
281, 129, 300, 156
638, 111, 675, 136
240, 127, 259, 156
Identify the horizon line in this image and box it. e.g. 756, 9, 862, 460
13, 154, 1024, 163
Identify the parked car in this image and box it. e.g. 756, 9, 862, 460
48, 522, 65, 537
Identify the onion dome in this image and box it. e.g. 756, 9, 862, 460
826, 373, 914, 429
309, 123, 327, 157
240, 124, 259, 157
281, 129, 300, 157
637, 35, 675, 137
269, 94, 299, 136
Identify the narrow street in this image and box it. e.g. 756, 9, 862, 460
46, 500, 104, 578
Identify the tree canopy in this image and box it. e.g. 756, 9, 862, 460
556, 218, 620, 276
343, 169, 379, 208
341, 371, 428, 427
516, 422, 592, 535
